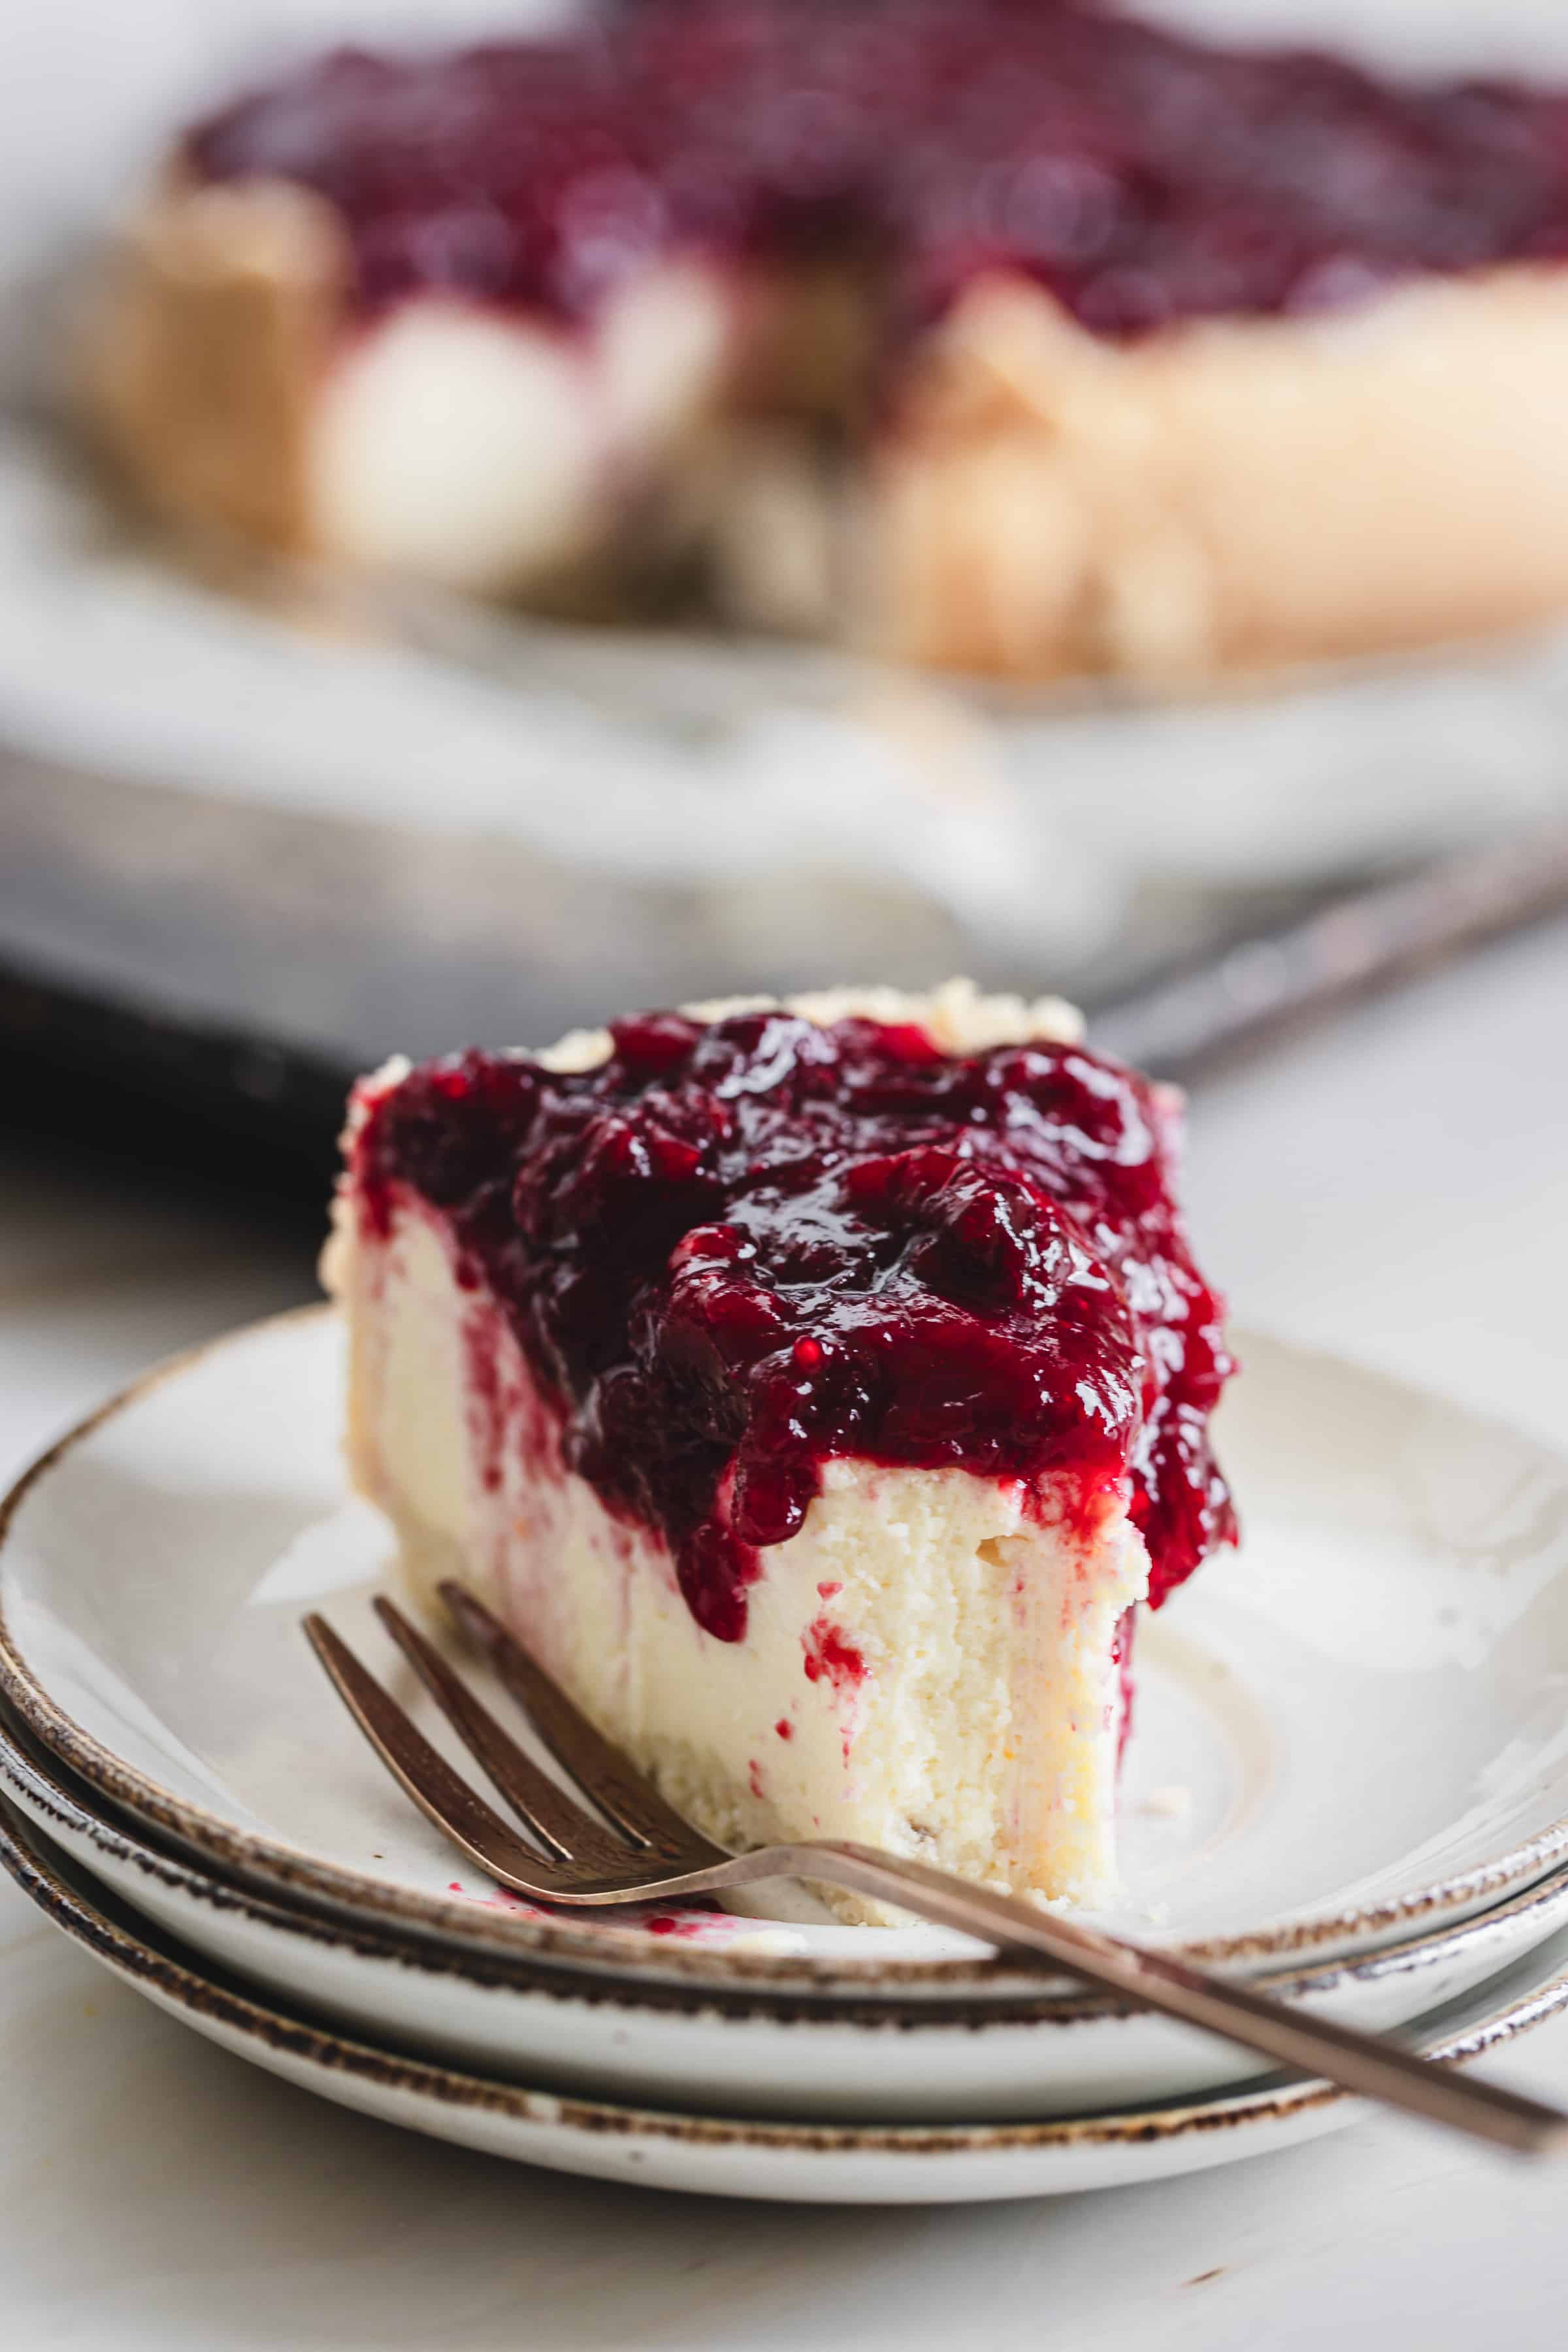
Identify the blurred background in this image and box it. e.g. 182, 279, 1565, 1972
1, 0, 1567, 1275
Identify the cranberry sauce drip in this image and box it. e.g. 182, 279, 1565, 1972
186, 2, 1568, 338
356, 1009, 1235, 1641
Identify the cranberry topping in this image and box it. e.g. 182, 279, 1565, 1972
355, 1008, 1235, 1641
802, 1616, 868, 1691
187, 3, 1568, 341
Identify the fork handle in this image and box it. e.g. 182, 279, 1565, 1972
723, 1842, 1568, 2157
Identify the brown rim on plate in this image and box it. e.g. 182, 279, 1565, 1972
5, 1304, 1568, 2001
8, 1791, 1568, 2159
10, 1691, 1568, 2031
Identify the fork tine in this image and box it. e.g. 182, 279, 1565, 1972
303, 1612, 577, 1897
438, 1580, 721, 1860
372, 1597, 630, 1870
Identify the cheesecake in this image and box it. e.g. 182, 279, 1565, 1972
90, 1, 1568, 681
323, 983, 1235, 1921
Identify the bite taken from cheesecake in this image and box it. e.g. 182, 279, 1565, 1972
323, 983, 1235, 1923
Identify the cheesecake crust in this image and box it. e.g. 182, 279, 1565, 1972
90, 178, 1568, 678
870, 269, 1568, 681
87, 174, 346, 561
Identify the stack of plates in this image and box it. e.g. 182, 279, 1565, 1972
3, 1308, 1568, 2204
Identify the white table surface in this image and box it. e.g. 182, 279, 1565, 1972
1, 926, 1566, 2350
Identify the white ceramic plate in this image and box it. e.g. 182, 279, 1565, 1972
4, 1307, 1568, 1997
6, 415, 1568, 934
8, 1797, 1568, 2206
8, 1705, 1568, 2123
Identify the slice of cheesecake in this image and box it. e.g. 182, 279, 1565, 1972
323, 983, 1235, 1921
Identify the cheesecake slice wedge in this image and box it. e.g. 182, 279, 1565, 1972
323, 983, 1235, 1921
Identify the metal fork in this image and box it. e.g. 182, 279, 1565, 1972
304, 1582, 1568, 2157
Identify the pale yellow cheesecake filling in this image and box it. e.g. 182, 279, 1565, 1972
329, 1203, 1146, 1925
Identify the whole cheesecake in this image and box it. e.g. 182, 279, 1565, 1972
91, 0, 1568, 680
323, 984, 1235, 1921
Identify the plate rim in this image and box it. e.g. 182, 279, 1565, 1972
7, 1791, 1568, 2166
4, 1303, 1568, 2001
11, 1693, 1568, 2032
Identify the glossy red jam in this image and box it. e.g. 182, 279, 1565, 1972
188, 2, 1568, 340
355, 1008, 1235, 1641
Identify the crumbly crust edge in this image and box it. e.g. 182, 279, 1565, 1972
83, 171, 348, 558
90, 171, 1568, 680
